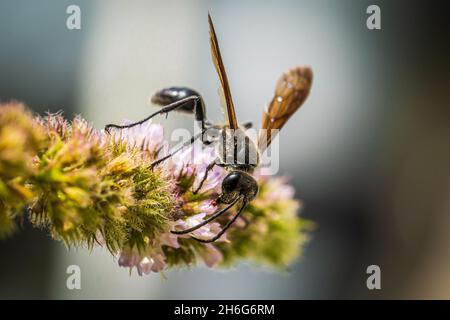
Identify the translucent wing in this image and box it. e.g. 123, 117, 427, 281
258, 66, 313, 152
208, 13, 238, 129
217, 86, 230, 125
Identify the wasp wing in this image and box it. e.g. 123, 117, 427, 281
258, 66, 313, 152
208, 13, 238, 129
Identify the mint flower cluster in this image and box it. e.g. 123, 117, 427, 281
0, 102, 311, 275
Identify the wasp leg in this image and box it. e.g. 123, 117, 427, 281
171, 196, 241, 235
191, 200, 247, 243
192, 161, 216, 194
105, 96, 203, 133
149, 131, 203, 169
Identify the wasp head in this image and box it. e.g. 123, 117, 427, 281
219, 171, 258, 204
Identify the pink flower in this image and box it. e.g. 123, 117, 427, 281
160, 232, 180, 249
173, 213, 228, 242
136, 254, 167, 275
150, 254, 166, 272
200, 244, 223, 267
198, 199, 218, 216
136, 257, 153, 275
118, 249, 140, 268
168, 143, 196, 177
118, 249, 167, 275
191, 143, 224, 192
109, 120, 166, 153
166, 141, 225, 192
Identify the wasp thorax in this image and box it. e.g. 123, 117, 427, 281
219, 171, 258, 204
214, 128, 260, 168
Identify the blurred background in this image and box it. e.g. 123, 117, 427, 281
1, 0, 450, 299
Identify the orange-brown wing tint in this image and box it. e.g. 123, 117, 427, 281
208, 13, 238, 129
258, 66, 313, 151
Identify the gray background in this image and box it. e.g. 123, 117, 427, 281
1, 0, 450, 299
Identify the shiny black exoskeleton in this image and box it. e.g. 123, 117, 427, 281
151, 87, 206, 123
219, 171, 258, 204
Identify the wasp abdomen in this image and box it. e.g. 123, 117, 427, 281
151, 87, 205, 121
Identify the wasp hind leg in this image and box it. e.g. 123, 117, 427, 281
105, 95, 205, 133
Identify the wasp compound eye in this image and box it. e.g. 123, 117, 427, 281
221, 171, 258, 203
222, 171, 241, 192
218, 172, 241, 204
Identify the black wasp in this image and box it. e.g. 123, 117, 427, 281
105, 14, 312, 242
